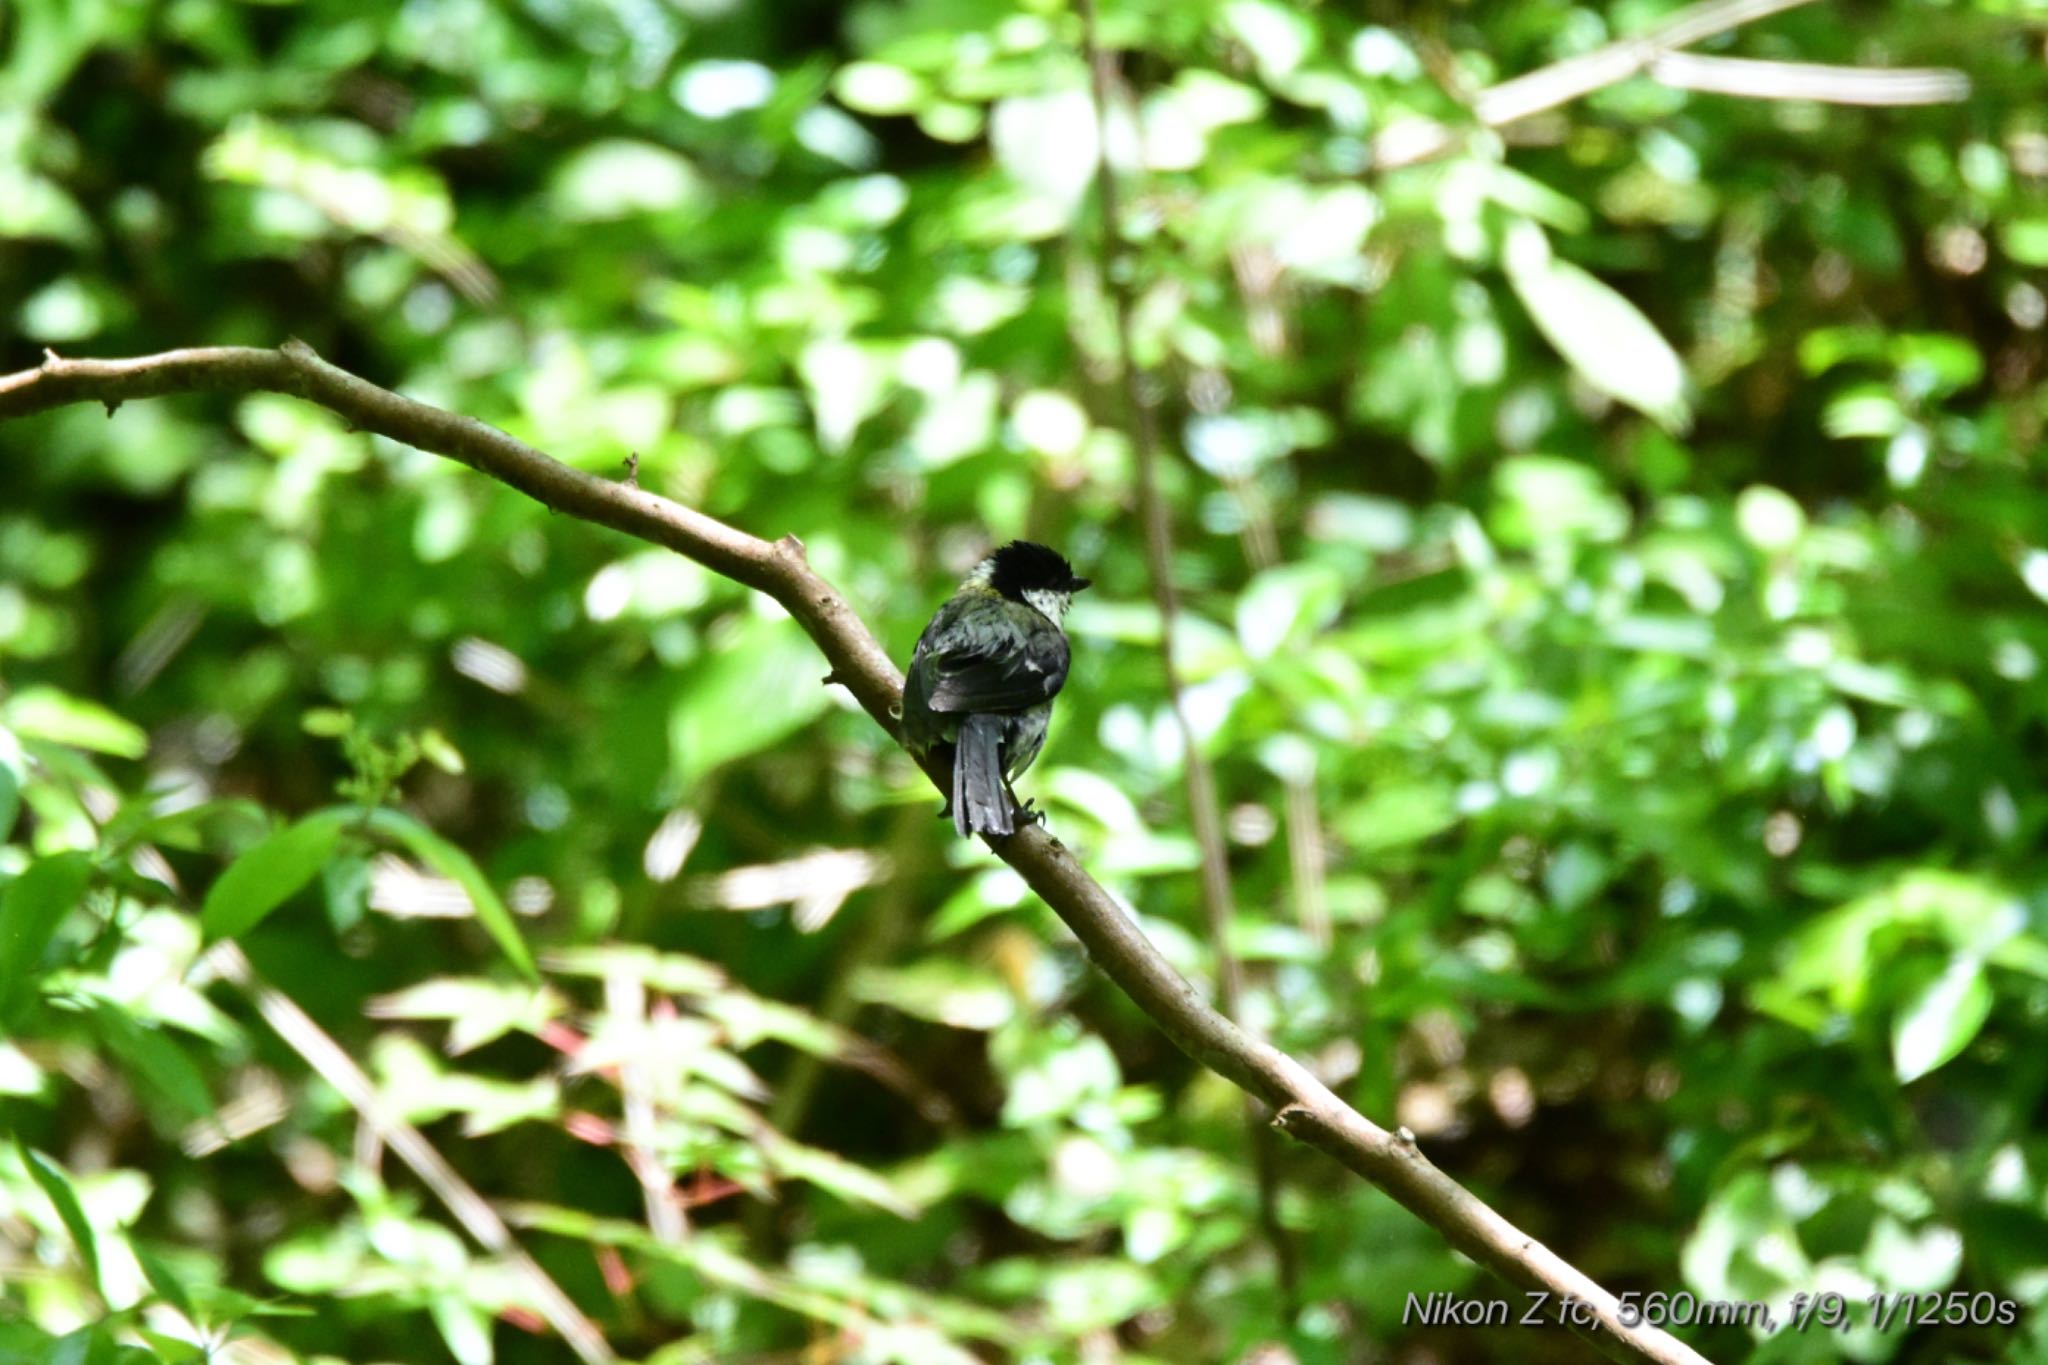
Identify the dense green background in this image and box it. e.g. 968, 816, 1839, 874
5, 0, 2048, 1361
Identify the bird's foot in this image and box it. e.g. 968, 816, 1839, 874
1011, 797, 1046, 828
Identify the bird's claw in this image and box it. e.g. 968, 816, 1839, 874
1012, 798, 1045, 828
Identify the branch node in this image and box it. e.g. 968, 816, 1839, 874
42, 347, 61, 367
623, 451, 640, 489
102, 399, 121, 418
1270, 1103, 1311, 1133
280, 337, 319, 372
776, 532, 807, 561
821, 670, 844, 688
1396, 1125, 1418, 1149
278, 338, 321, 398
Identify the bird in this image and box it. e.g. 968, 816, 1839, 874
901, 540, 1090, 838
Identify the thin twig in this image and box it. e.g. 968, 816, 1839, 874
605, 969, 688, 1243
1371, 0, 1966, 171
1283, 775, 1329, 949
1473, 0, 1816, 127
0, 344, 1709, 1365
1074, 0, 1244, 1041
1646, 54, 1971, 105
204, 941, 615, 1365
1226, 481, 1330, 950
1075, 0, 1299, 1307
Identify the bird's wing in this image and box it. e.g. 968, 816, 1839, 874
920, 610, 1069, 715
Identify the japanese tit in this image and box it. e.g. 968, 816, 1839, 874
902, 541, 1090, 838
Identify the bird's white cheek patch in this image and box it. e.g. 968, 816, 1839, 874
1023, 589, 1071, 622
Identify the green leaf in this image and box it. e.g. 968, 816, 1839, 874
1491, 455, 1629, 547
0, 728, 21, 841
1798, 325, 1889, 375
989, 89, 1098, 216
1889, 332, 1982, 396
1236, 563, 1344, 661
0, 852, 94, 1020
20, 1140, 101, 1294
851, 960, 1016, 1030
132, 1330, 205, 1364
1222, 0, 1315, 79
2000, 216, 2048, 266
200, 811, 349, 942
48, 1323, 125, 1365
756, 1128, 920, 1217
367, 976, 556, 1054
360, 807, 539, 982
1734, 484, 1806, 552
0, 686, 147, 759
833, 61, 927, 117
668, 616, 833, 783
1821, 383, 1903, 439
429, 1296, 495, 1365
549, 140, 706, 221
1478, 164, 1590, 234
1891, 956, 1993, 1082
133, 1245, 199, 1323
1776, 872, 2021, 1014
88, 1000, 214, 1123
1340, 781, 1458, 852
1502, 219, 1690, 432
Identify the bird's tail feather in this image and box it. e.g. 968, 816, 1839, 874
953, 715, 1013, 838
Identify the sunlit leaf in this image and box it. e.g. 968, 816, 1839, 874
1892, 956, 1993, 1082
1491, 455, 1629, 547
834, 62, 926, 116
1236, 563, 1344, 661
548, 140, 706, 221
2001, 217, 2048, 265
1, 686, 147, 758
1502, 220, 1690, 431
1222, 0, 1315, 79
852, 960, 1014, 1031
429, 1295, 494, 1365
367, 977, 558, 1055
358, 808, 539, 983
758, 1129, 919, 1217
990, 88, 1099, 217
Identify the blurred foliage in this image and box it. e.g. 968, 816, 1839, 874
5, 0, 2048, 1361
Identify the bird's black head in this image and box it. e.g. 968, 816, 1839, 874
986, 540, 1090, 602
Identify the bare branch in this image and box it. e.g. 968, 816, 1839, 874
1076, 0, 1246, 1045
604, 968, 688, 1244
204, 941, 615, 1365
1647, 53, 1971, 105
1, 344, 1709, 1365
1474, 0, 1815, 127
1372, 0, 1965, 171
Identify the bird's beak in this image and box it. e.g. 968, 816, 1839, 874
1072, 578, 1092, 592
